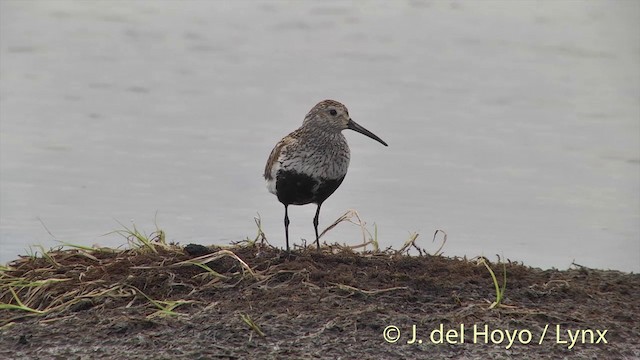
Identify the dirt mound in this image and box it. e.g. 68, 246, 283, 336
1, 242, 638, 359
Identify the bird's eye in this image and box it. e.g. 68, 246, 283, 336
329, 109, 338, 116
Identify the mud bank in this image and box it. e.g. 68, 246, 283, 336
1, 243, 638, 359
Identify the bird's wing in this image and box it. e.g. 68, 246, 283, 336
264, 135, 297, 180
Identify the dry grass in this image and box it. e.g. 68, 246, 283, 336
0, 213, 450, 326
1, 217, 638, 359
0, 213, 523, 327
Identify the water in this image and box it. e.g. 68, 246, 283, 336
1, 0, 638, 272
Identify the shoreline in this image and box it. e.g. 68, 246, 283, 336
1, 241, 638, 358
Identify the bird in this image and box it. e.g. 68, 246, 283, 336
264, 99, 388, 252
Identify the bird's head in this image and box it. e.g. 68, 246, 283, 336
303, 99, 388, 146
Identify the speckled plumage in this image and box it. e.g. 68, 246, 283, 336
264, 99, 387, 251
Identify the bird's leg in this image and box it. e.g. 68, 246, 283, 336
313, 203, 322, 250
284, 204, 290, 252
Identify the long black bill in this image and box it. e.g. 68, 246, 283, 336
347, 119, 388, 146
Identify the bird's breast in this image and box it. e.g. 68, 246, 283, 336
279, 145, 350, 181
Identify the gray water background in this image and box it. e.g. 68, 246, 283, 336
1, 0, 639, 272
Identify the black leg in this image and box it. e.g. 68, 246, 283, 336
284, 204, 290, 252
313, 203, 322, 250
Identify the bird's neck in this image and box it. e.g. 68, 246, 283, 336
299, 126, 346, 145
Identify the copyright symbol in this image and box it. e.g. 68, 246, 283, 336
383, 325, 401, 343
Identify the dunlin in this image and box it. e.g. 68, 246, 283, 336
264, 100, 388, 251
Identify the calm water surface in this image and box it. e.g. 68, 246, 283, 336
1, 1, 638, 271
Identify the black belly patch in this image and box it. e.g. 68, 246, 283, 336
275, 170, 345, 206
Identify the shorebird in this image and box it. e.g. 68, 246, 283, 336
264, 100, 388, 251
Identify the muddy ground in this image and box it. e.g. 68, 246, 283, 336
1, 242, 638, 359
